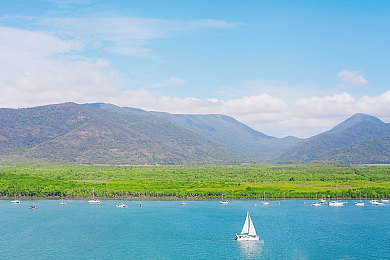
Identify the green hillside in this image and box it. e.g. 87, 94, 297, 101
282, 113, 390, 163
0, 103, 389, 164
0, 103, 243, 164
151, 112, 301, 161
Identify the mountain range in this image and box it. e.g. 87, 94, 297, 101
0, 102, 389, 164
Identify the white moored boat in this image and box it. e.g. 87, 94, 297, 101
60, 197, 66, 205
88, 187, 101, 204
236, 212, 259, 241
381, 192, 389, 203
11, 191, 20, 204
311, 194, 321, 206
116, 195, 127, 208
116, 203, 128, 208
219, 194, 229, 204
329, 185, 345, 207
261, 192, 269, 205
369, 199, 384, 206
354, 191, 364, 206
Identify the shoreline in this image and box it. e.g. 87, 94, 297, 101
1, 196, 378, 201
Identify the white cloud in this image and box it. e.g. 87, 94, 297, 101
338, 70, 368, 88
98, 90, 390, 138
0, 23, 388, 138
35, 16, 240, 58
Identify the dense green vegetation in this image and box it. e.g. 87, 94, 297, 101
1, 164, 390, 199
0, 103, 241, 165
2, 103, 389, 165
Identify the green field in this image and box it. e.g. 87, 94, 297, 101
1, 163, 390, 199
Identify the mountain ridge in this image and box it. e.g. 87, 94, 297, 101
0, 102, 389, 164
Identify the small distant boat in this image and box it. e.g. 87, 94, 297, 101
29, 205, 37, 210
219, 194, 229, 204
355, 191, 365, 206
88, 187, 101, 204
381, 192, 389, 203
116, 203, 128, 208
235, 212, 259, 241
116, 195, 128, 208
11, 191, 20, 204
320, 199, 327, 204
311, 194, 321, 206
369, 199, 384, 206
329, 185, 345, 207
60, 197, 66, 206
181, 202, 187, 206
261, 192, 269, 205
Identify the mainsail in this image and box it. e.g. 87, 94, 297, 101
240, 212, 257, 236
240, 212, 250, 234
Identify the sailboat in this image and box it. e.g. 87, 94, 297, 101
381, 192, 389, 203
88, 187, 101, 204
116, 194, 128, 208
261, 192, 269, 205
328, 185, 345, 207
354, 191, 364, 206
60, 197, 66, 206
235, 212, 259, 241
311, 194, 321, 206
369, 199, 384, 205
219, 193, 229, 204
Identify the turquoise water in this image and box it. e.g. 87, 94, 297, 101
1, 200, 389, 259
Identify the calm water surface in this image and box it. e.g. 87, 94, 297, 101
1, 200, 389, 259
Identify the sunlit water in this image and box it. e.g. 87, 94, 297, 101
1, 200, 389, 259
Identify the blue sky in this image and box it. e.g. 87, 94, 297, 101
0, 0, 389, 137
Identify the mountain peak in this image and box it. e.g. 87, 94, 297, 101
329, 113, 384, 133
348, 113, 383, 123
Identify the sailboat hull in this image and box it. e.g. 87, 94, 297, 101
235, 234, 259, 241
328, 201, 344, 207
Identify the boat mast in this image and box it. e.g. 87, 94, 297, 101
247, 212, 250, 234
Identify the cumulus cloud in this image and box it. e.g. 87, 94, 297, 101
0, 21, 388, 138
338, 70, 368, 88
90, 89, 390, 138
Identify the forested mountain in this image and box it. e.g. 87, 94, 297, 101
89, 103, 301, 161
282, 113, 390, 163
0, 103, 242, 164
150, 112, 301, 161
0, 103, 389, 164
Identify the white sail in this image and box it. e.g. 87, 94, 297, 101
248, 214, 257, 236
240, 212, 250, 234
